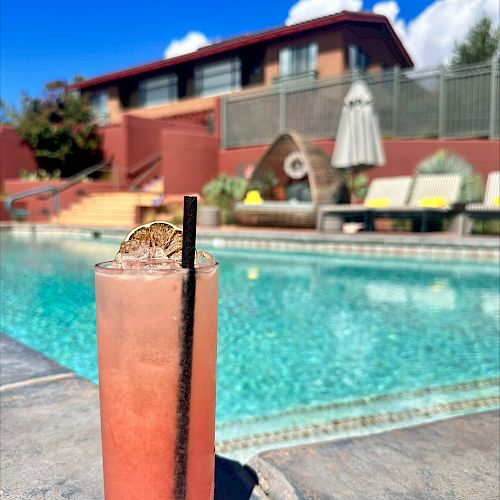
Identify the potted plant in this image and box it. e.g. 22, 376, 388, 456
201, 174, 247, 224
351, 174, 368, 203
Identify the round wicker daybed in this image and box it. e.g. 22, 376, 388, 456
234, 130, 345, 228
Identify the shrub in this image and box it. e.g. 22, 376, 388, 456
19, 168, 61, 181
473, 220, 500, 235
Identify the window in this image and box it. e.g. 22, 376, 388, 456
279, 42, 318, 77
139, 74, 178, 107
348, 44, 368, 72
195, 58, 241, 96
90, 91, 109, 125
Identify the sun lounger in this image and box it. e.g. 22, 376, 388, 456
465, 171, 500, 220
316, 176, 413, 232
373, 174, 463, 232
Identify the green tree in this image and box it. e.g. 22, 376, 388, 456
450, 16, 500, 67
10, 81, 103, 177
0, 100, 13, 124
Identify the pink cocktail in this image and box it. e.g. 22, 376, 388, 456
95, 261, 218, 499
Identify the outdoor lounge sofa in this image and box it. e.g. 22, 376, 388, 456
316, 176, 414, 232
235, 200, 316, 227
234, 131, 344, 228
372, 174, 463, 232
465, 171, 500, 223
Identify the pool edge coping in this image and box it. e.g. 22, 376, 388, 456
2, 222, 499, 263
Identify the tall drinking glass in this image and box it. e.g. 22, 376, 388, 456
95, 261, 218, 499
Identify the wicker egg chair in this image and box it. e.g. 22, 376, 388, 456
234, 130, 345, 228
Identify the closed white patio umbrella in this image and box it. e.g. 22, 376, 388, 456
332, 80, 385, 171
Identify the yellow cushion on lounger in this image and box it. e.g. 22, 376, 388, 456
243, 190, 263, 205
418, 196, 448, 208
365, 197, 390, 208
494, 196, 500, 206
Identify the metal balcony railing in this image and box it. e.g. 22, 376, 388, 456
222, 59, 500, 148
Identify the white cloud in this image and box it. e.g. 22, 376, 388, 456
372, 0, 398, 22
165, 1, 499, 68
164, 31, 210, 59
372, 1, 405, 37
286, 0, 362, 26
373, 0, 500, 68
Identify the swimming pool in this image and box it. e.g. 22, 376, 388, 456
1, 233, 499, 454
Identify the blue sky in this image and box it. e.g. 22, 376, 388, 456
1, 0, 495, 107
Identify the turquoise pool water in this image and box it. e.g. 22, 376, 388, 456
1, 234, 499, 429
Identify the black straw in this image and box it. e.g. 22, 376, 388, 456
174, 196, 197, 500
181, 196, 197, 270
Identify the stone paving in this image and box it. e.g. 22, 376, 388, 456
250, 410, 499, 499
0, 334, 264, 499
2, 333, 499, 499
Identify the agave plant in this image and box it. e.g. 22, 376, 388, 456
415, 149, 482, 203
415, 149, 473, 176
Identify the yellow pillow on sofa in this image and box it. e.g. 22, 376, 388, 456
243, 190, 263, 205
494, 196, 500, 206
365, 197, 390, 208
418, 196, 448, 208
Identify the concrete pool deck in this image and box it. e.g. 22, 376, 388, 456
1, 333, 499, 499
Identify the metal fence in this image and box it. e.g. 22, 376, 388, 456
222, 59, 500, 148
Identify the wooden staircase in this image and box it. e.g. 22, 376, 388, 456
53, 191, 162, 227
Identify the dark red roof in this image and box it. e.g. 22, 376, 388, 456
68, 11, 413, 91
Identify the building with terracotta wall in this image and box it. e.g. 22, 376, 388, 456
61, 10, 420, 200
68, 11, 412, 127
3, 11, 497, 222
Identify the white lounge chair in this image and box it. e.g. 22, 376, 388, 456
316, 176, 414, 231
465, 171, 500, 219
373, 174, 463, 232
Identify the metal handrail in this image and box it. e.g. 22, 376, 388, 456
127, 152, 161, 177
4, 160, 111, 218
128, 155, 162, 192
